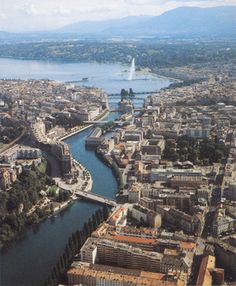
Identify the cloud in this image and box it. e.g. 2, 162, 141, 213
0, 0, 235, 32
0, 13, 7, 20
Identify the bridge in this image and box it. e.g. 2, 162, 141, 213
84, 120, 109, 124
108, 91, 157, 97
108, 94, 146, 101
74, 189, 117, 207
108, 91, 157, 98
110, 108, 143, 113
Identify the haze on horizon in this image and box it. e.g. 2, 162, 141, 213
1, 0, 236, 32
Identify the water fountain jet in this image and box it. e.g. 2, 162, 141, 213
128, 58, 135, 81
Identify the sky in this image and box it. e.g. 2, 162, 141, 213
0, 0, 236, 32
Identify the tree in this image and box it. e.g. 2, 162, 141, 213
96, 208, 104, 224
83, 222, 90, 237
103, 205, 110, 220
68, 236, 76, 256
43, 209, 110, 286
78, 230, 86, 246
188, 149, 199, 164
99, 208, 104, 221
164, 147, 179, 161
62, 253, 69, 269
65, 244, 73, 261
6, 195, 20, 212
120, 88, 129, 99
72, 232, 79, 252
129, 88, 135, 97
178, 140, 189, 149
59, 255, 65, 272
92, 213, 98, 229
165, 139, 176, 149
4, 214, 18, 230
88, 218, 94, 235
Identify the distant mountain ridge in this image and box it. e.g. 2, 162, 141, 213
58, 16, 152, 34
57, 6, 236, 37
0, 6, 236, 42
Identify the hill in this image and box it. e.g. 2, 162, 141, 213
58, 6, 236, 37
0, 6, 235, 42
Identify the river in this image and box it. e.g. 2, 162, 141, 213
0, 58, 171, 286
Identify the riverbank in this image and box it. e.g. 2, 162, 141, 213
6, 125, 94, 246
58, 125, 93, 141
96, 148, 124, 191
58, 109, 110, 142
50, 199, 75, 217
72, 159, 93, 193
94, 108, 110, 121
0, 105, 110, 247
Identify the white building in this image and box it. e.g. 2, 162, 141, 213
128, 183, 142, 203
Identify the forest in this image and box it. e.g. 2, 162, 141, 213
0, 161, 55, 242
163, 136, 227, 165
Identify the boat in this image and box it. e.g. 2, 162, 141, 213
82, 77, 89, 82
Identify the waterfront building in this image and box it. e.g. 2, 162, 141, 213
80, 238, 193, 275
86, 127, 105, 148
76, 108, 100, 122
51, 142, 72, 175
108, 207, 128, 226
115, 225, 159, 239
67, 262, 187, 286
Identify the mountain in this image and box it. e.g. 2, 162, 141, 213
0, 6, 235, 43
58, 6, 236, 37
57, 16, 152, 34
132, 6, 236, 36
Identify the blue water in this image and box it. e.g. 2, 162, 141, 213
0, 202, 99, 286
0, 58, 170, 286
65, 127, 118, 200
0, 58, 170, 94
